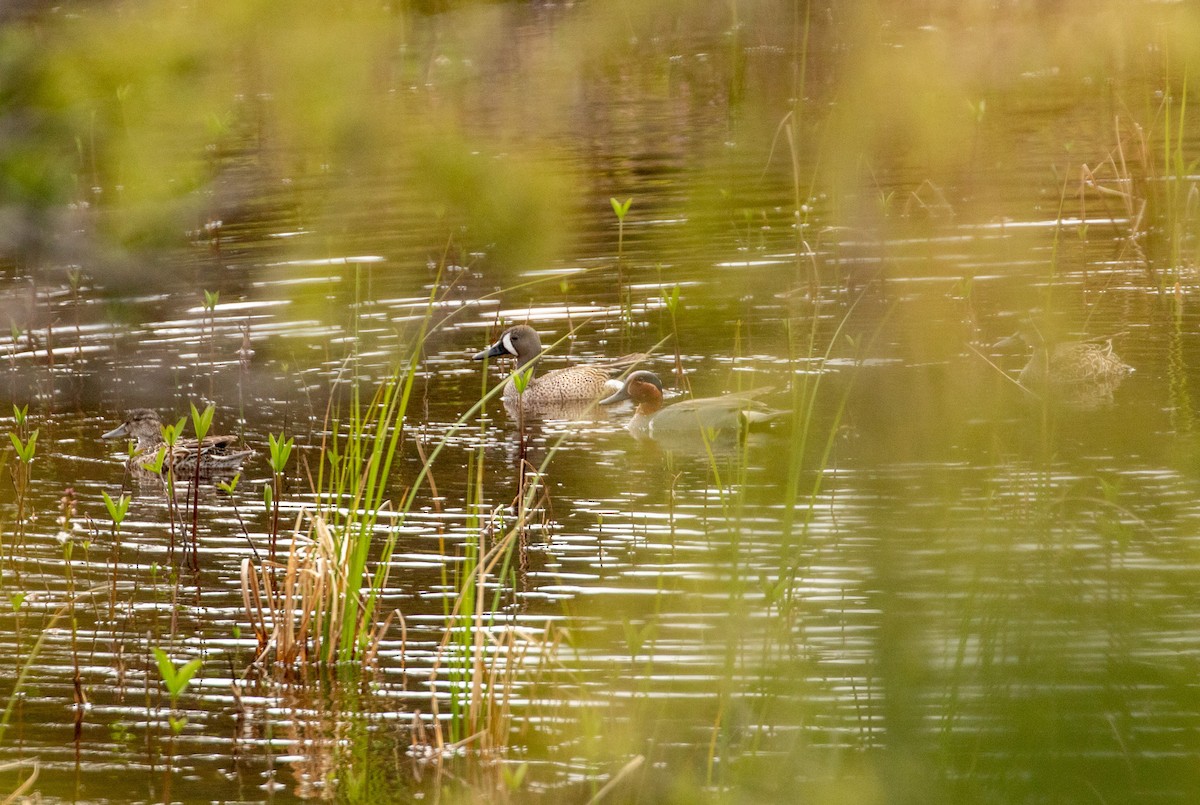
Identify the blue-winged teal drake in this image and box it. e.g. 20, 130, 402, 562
600, 370, 787, 437
473, 325, 645, 405
103, 408, 253, 476
997, 324, 1134, 387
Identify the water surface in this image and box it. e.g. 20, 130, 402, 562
0, 2, 1199, 803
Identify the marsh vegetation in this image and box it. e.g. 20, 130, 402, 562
0, 1, 1198, 802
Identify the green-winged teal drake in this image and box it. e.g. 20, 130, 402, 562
473, 325, 645, 405
997, 323, 1134, 387
600, 370, 787, 437
103, 408, 253, 476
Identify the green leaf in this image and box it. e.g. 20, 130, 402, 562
190, 403, 215, 441
609, 196, 632, 220
161, 416, 187, 446
267, 432, 294, 474
110, 721, 131, 743
511, 365, 535, 395
101, 490, 130, 527
152, 648, 175, 686
9, 430, 37, 463
140, 446, 168, 474
502, 762, 528, 791
173, 658, 203, 693
662, 283, 680, 313
153, 648, 202, 700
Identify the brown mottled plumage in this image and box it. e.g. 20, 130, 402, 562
998, 323, 1134, 387
102, 408, 253, 476
1021, 341, 1133, 386
473, 325, 645, 405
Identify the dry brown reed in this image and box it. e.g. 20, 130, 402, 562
407, 508, 561, 762
240, 511, 398, 668
0, 759, 40, 804
1079, 116, 1151, 272
1076, 105, 1200, 292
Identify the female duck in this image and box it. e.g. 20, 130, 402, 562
997, 324, 1134, 387
473, 325, 644, 405
103, 408, 253, 476
599, 371, 786, 437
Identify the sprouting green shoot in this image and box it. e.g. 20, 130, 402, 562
101, 490, 131, 528
511, 365, 536, 395
153, 648, 202, 734
610, 197, 632, 222
9, 593, 25, 613
152, 648, 202, 705
267, 432, 294, 474
622, 618, 657, 660
9, 430, 37, 464
190, 403, 215, 442
202, 289, 219, 311
611, 197, 633, 260
502, 763, 529, 792
662, 283, 680, 315
11, 404, 27, 427
139, 446, 168, 474
263, 484, 273, 515
160, 417, 187, 447
216, 473, 241, 494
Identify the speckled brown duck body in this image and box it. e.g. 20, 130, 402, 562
1019, 340, 1133, 386
103, 408, 253, 476
998, 323, 1134, 387
473, 325, 645, 405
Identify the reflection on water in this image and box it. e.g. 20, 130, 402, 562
0, 1, 1199, 803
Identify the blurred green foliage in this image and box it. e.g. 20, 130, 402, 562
2, 0, 1200, 274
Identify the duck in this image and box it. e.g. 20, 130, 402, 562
599, 370, 787, 437
473, 325, 645, 405
102, 408, 253, 476
996, 323, 1134, 387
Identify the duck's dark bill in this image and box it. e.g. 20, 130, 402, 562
473, 341, 510, 361
101, 423, 130, 440
599, 387, 631, 405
